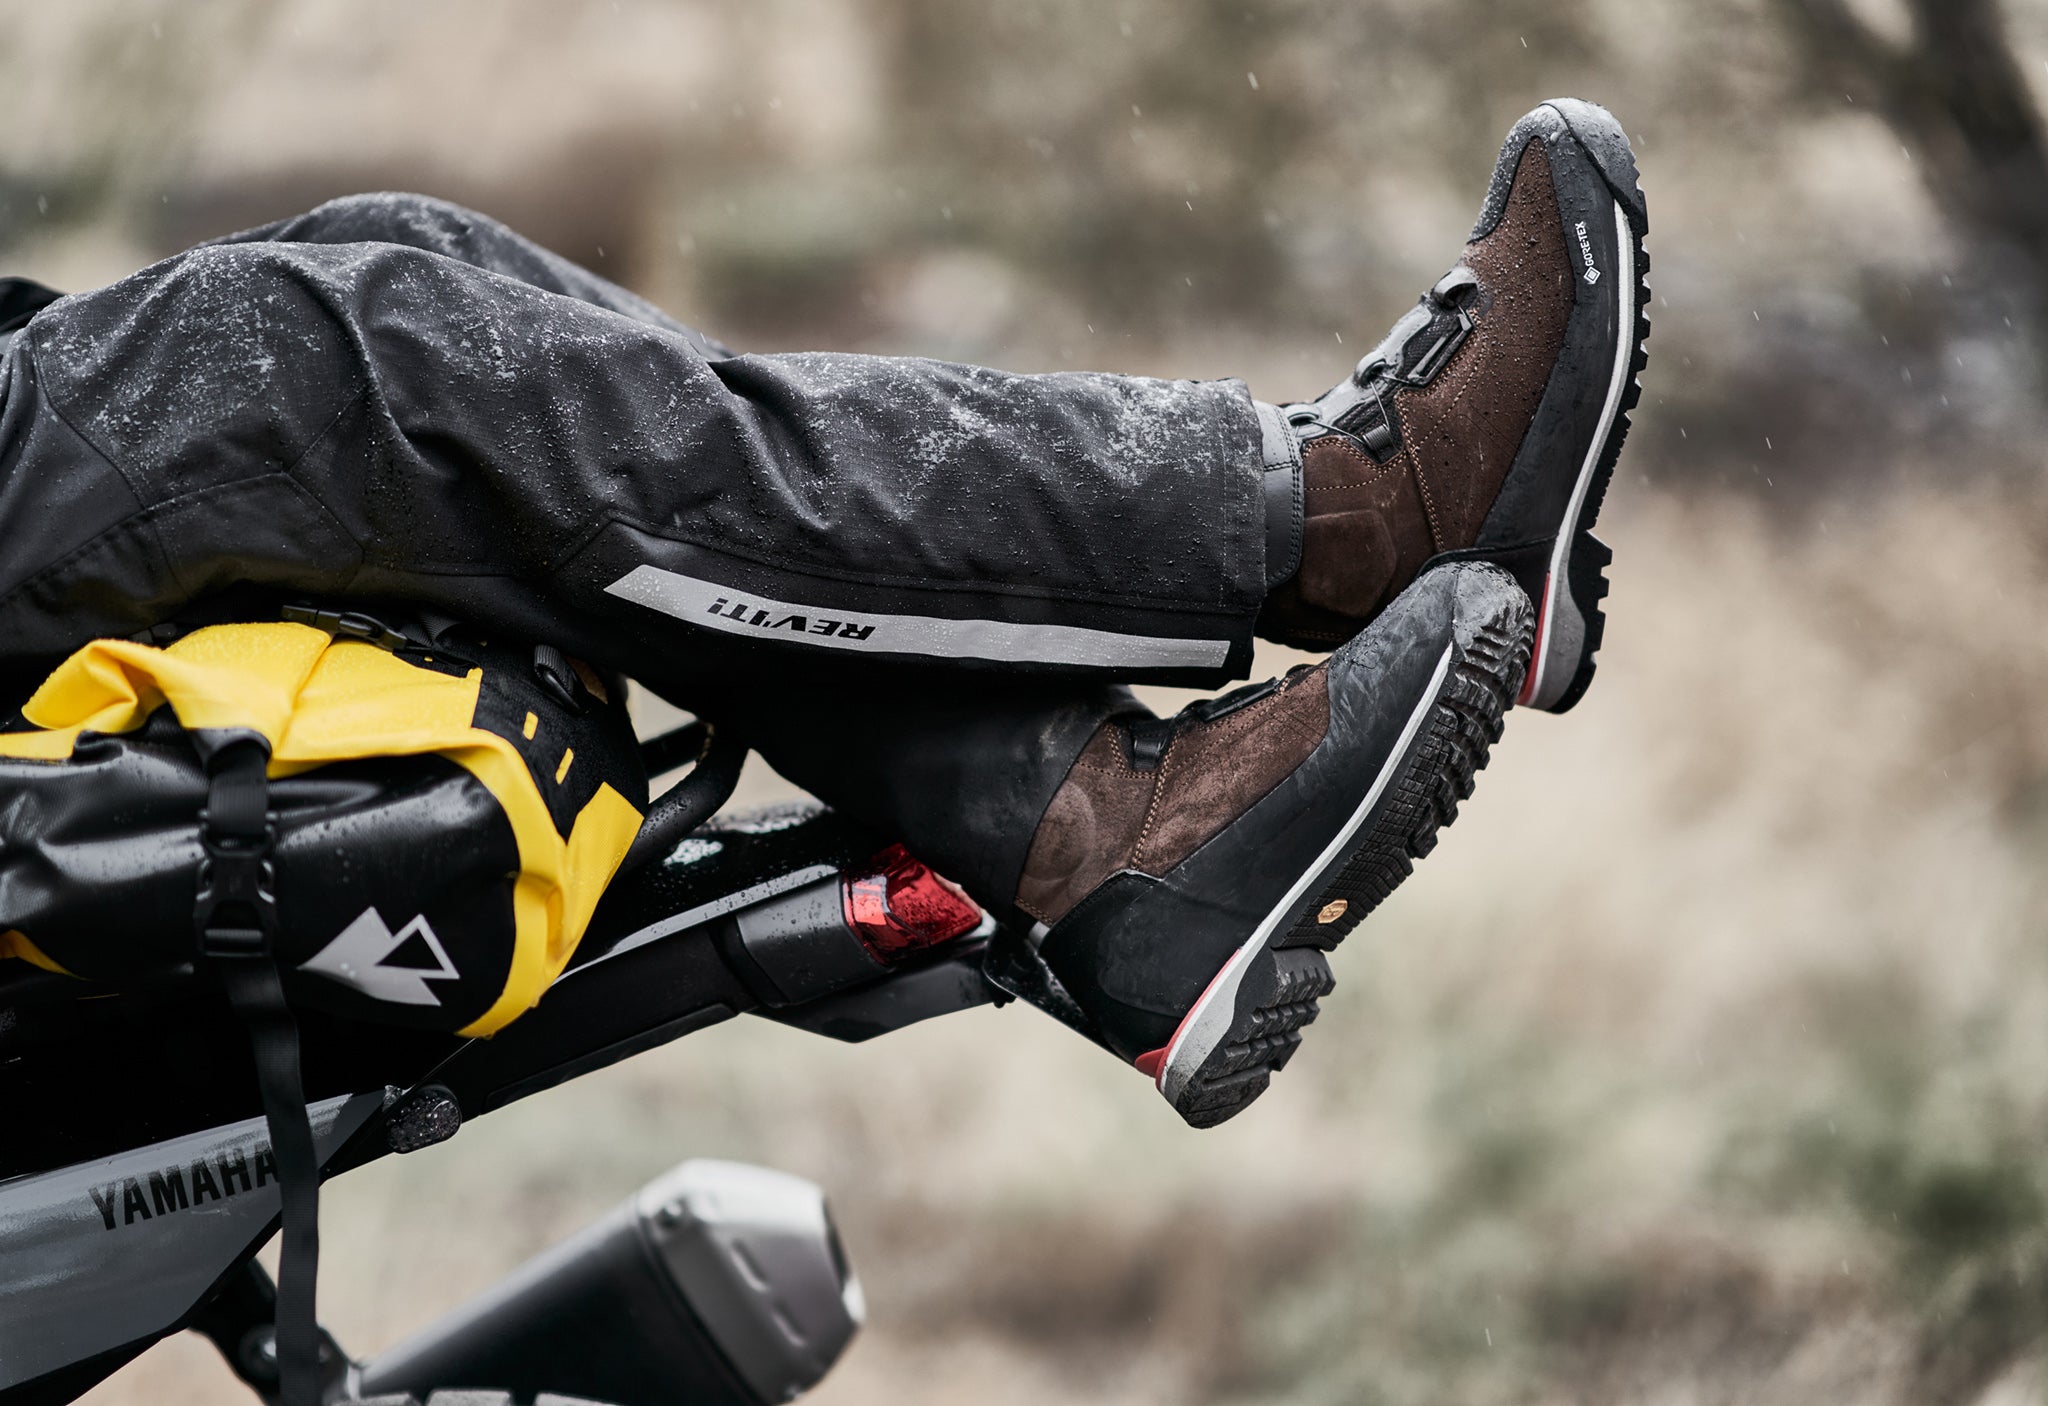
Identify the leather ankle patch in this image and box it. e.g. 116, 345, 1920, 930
1015, 725, 1159, 924
1016, 669, 1331, 925
1132, 670, 1328, 875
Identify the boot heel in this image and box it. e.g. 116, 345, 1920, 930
1172, 948, 1335, 1129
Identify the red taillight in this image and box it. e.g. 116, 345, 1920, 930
842, 843, 983, 963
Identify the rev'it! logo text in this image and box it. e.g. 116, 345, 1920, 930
707, 597, 876, 641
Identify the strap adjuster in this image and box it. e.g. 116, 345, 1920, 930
195, 736, 279, 957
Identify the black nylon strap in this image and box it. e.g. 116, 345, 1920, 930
197, 737, 322, 1406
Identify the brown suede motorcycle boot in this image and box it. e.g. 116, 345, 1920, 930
1262, 98, 1649, 713
1010, 561, 1533, 1128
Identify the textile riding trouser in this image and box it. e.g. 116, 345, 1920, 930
0, 194, 1301, 907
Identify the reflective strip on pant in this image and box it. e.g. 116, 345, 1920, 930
606, 565, 1233, 670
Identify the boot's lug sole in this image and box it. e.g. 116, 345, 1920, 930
1151, 578, 1533, 1127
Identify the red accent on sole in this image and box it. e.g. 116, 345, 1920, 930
1150, 942, 1255, 1093
1516, 573, 1552, 707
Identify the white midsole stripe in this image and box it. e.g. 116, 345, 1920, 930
1530, 197, 1637, 705
606, 564, 1233, 671
1158, 642, 1457, 1105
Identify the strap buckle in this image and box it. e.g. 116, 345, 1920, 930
281, 602, 411, 652
195, 826, 279, 957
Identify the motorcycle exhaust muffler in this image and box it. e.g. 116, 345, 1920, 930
352, 1159, 863, 1406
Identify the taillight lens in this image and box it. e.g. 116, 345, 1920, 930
842, 843, 983, 963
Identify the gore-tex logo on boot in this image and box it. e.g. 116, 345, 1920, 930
1574, 220, 1601, 285
707, 596, 876, 641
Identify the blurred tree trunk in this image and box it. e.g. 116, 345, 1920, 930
1773, 0, 2048, 371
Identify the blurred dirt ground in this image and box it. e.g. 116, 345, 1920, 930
74, 481, 2048, 1404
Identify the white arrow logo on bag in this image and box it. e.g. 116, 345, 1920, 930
300, 908, 460, 1006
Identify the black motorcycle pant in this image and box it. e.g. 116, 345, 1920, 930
0, 193, 1306, 910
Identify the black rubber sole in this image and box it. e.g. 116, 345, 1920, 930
1168, 587, 1534, 1128
1544, 238, 1648, 715
1527, 102, 1651, 715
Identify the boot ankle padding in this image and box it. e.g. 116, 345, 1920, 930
1290, 439, 1434, 638
1015, 668, 1331, 924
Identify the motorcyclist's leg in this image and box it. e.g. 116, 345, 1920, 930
0, 238, 1282, 697
205, 198, 1286, 926
205, 192, 734, 358
222, 196, 1149, 910
205, 196, 1268, 915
